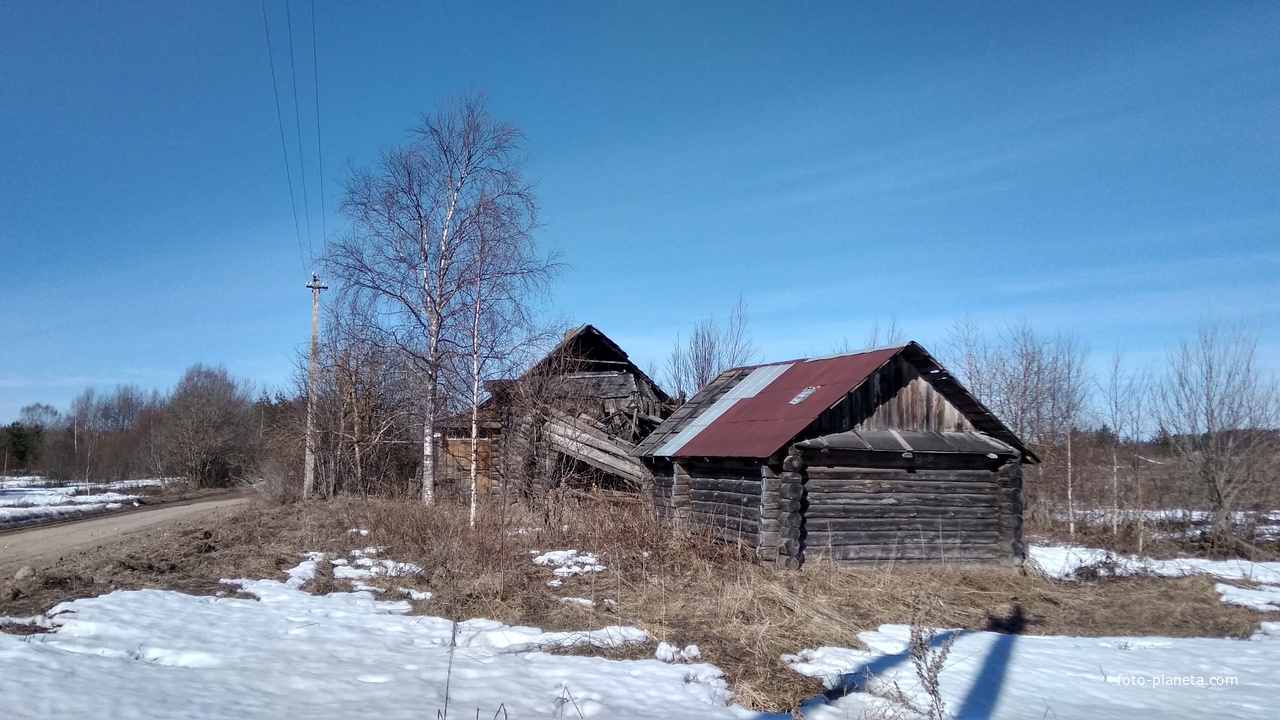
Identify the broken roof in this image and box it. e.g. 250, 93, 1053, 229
634, 342, 1033, 461
519, 325, 671, 403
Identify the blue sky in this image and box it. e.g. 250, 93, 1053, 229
1, 1, 1277, 422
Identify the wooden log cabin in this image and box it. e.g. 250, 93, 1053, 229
438, 325, 676, 498
633, 342, 1036, 571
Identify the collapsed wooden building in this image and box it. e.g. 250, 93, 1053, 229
634, 342, 1035, 571
439, 325, 675, 497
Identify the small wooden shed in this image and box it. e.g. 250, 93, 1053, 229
633, 342, 1035, 571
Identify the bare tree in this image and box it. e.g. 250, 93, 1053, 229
1048, 333, 1091, 537
665, 295, 757, 398
458, 204, 560, 526
326, 91, 536, 505
155, 365, 258, 488
1155, 318, 1279, 547
864, 314, 905, 348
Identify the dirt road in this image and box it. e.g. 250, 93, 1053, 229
0, 496, 251, 570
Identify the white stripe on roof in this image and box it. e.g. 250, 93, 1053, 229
654, 363, 794, 457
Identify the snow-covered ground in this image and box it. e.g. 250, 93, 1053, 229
0, 477, 166, 528
786, 623, 1280, 720
1029, 544, 1280, 612
6, 544, 1280, 718
0, 555, 741, 720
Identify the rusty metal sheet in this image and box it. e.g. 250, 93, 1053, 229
671, 347, 901, 458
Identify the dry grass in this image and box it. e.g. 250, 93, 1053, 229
2, 494, 1276, 714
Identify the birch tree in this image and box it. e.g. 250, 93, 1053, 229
327, 92, 536, 505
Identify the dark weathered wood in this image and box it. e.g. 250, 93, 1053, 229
800, 450, 1004, 472
806, 493, 999, 508
691, 500, 760, 520
684, 457, 774, 473
779, 483, 805, 500
813, 546, 1002, 562
803, 469, 995, 484
804, 505, 999, 520
689, 477, 763, 495
804, 530, 1000, 545
806, 482, 999, 496
690, 489, 759, 508
805, 518, 1000, 533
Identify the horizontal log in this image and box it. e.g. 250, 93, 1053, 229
779, 483, 805, 500
692, 512, 759, 532
683, 458, 774, 473
691, 500, 760, 521
710, 528, 758, 545
803, 505, 999, 521
807, 482, 998, 496
779, 539, 801, 556
808, 545, 1003, 562
779, 511, 802, 527
804, 471, 995, 486
824, 550, 1003, 563
799, 451, 1005, 472
689, 477, 762, 495
805, 518, 1000, 533
803, 530, 1001, 545
806, 493, 999, 508
690, 489, 759, 508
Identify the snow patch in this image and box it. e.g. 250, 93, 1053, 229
533, 549, 606, 586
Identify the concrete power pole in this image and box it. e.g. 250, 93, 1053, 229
303, 273, 328, 500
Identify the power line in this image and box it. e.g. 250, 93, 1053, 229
260, 0, 307, 275
284, 0, 315, 264
310, 0, 327, 246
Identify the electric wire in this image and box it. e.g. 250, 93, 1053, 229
284, 0, 315, 265
310, 0, 327, 247
260, 0, 308, 276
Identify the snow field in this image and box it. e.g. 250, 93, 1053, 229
1, 555, 741, 720
785, 623, 1280, 720
1028, 544, 1280, 612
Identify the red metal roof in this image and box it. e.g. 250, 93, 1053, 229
673, 347, 901, 458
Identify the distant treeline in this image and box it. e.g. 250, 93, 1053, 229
1, 365, 299, 489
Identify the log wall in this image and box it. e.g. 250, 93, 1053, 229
796, 447, 1021, 569
655, 447, 1024, 572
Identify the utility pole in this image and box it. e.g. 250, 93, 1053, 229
304, 273, 327, 499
